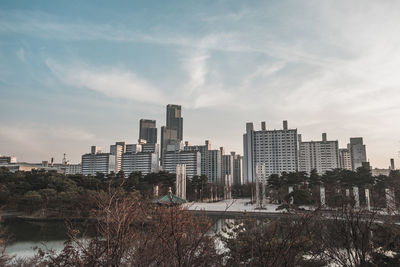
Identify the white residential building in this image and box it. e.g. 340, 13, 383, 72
121, 152, 158, 177
110, 142, 126, 173
243, 121, 298, 182
298, 133, 340, 174
184, 140, 222, 183
339, 148, 352, 170
82, 148, 116, 176
162, 150, 201, 178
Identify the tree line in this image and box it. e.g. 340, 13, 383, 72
1, 166, 400, 216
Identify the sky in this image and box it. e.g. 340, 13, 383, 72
1, 0, 400, 168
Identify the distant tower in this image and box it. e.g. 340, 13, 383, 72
348, 137, 367, 171
390, 158, 395, 170
139, 119, 157, 144
161, 104, 183, 165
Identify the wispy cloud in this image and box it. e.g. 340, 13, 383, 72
46, 59, 168, 105
16, 47, 25, 61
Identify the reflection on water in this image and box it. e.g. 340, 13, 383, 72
6, 240, 65, 259
2, 217, 235, 259
2, 218, 96, 259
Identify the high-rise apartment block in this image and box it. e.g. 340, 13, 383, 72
348, 137, 367, 170
339, 148, 352, 170
184, 140, 222, 183
82, 147, 116, 176
184, 140, 211, 177
222, 153, 233, 184
126, 144, 142, 153
298, 133, 339, 174
231, 152, 243, 185
162, 150, 201, 178
243, 121, 298, 182
139, 119, 157, 144
110, 142, 126, 173
121, 152, 158, 177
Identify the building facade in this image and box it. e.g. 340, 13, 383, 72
139, 119, 157, 144
162, 150, 201, 178
82, 149, 116, 176
65, 164, 82, 175
243, 121, 298, 182
339, 148, 352, 170
121, 152, 158, 177
110, 142, 126, 173
184, 140, 222, 183
298, 133, 340, 174
348, 137, 367, 170
161, 104, 183, 164
231, 152, 243, 185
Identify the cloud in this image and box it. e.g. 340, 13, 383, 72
46, 59, 167, 105
16, 48, 25, 61
0, 123, 99, 162
182, 49, 210, 93
3, 2, 400, 167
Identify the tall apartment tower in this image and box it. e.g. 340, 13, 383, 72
139, 119, 157, 144
121, 151, 158, 177
184, 140, 222, 184
243, 121, 298, 183
184, 140, 211, 177
222, 151, 243, 186
348, 137, 367, 171
162, 150, 201, 178
231, 152, 244, 185
390, 158, 395, 170
222, 153, 233, 179
339, 148, 352, 170
161, 104, 183, 164
243, 123, 254, 184
298, 133, 340, 174
110, 142, 126, 173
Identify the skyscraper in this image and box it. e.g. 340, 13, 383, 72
139, 119, 157, 144
348, 137, 367, 170
166, 104, 183, 140
161, 104, 183, 164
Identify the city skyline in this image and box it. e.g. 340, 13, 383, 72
1, 1, 400, 168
